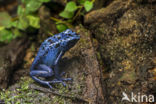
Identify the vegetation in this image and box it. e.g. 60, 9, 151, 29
0, 0, 94, 43
0, 77, 39, 104
51, 0, 94, 32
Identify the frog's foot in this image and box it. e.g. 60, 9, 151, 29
52, 79, 66, 87
60, 72, 72, 81
31, 77, 67, 89
46, 81, 53, 89
30, 76, 54, 89
60, 72, 66, 76
30, 64, 56, 89
53, 77, 72, 87
48, 80, 68, 88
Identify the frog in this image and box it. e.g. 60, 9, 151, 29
30, 29, 80, 89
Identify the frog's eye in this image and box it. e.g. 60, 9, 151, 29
64, 29, 72, 34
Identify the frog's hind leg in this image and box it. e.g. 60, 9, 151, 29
30, 64, 54, 77
30, 64, 63, 89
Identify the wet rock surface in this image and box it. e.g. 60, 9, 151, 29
85, 0, 156, 103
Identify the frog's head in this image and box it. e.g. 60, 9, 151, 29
62, 29, 80, 40
60, 29, 80, 51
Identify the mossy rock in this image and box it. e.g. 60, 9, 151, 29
85, 0, 156, 103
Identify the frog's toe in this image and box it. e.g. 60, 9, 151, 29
60, 72, 66, 76
46, 82, 53, 89
51, 79, 67, 87
61, 81, 66, 87
62, 78, 72, 81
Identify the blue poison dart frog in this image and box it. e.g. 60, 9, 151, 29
30, 29, 80, 89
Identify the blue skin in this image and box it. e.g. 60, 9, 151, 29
30, 29, 80, 89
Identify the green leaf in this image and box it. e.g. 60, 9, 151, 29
39, 0, 51, 3
59, 11, 74, 19
17, 5, 25, 16
84, 1, 93, 12
27, 15, 40, 28
65, 1, 78, 12
12, 28, 22, 37
0, 29, 14, 42
16, 21, 24, 30
56, 24, 68, 32
20, 16, 29, 29
10, 21, 24, 30
16, 16, 29, 30
0, 12, 12, 28
21, 0, 29, 4
0, 26, 5, 31
26, 1, 42, 13
21, 0, 25, 3
10, 21, 18, 28
77, 0, 85, 4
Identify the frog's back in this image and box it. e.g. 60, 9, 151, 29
30, 36, 59, 70
37, 36, 61, 64
43, 49, 59, 65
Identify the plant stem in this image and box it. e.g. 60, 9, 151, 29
11, 16, 19, 21
72, 6, 83, 22
50, 17, 73, 28
91, 0, 95, 3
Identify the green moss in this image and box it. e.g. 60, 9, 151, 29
120, 70, 136, 82
0, 77, 33, 103
96, 52, 103, 64
53, 96, 64, 104
0, 77, 52, 104
49, 84, 74, 104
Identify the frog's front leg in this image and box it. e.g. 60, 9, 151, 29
53, 51, 72, 87
30, 64, 64, 89
54, 65, 72, 81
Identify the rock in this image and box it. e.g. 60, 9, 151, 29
136, 0, 156, 4
0, 38, 30, 89
57, 26, 105, 104
75, 26, 105, 104
84, 0, 156, 103
84, 0, 132, 25
93, 0, 108, 10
